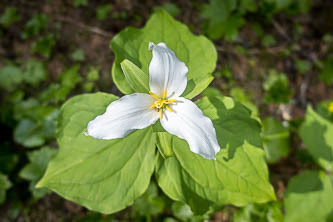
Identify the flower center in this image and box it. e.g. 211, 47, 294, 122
149, 89, 177, 120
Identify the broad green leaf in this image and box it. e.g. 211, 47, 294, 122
19, 147, 57, 199
263, 70, 292, 104
299, 106, 333, 171
31, 34, 56, 58
156, 96, 275, 214
284, 170, 333, 222
71, 49, 85, 62
0, 65, 24, 90
22, 13, 48, 39
37, 93, 156, 214
120, 59, 149, 93
0, 7, 20, 28
262, 117, 290, 163
154, 3, 181, 17
96, 4, 111, 21
0, 172, 12, 204
111, 9, 216, 99
23, 60, 48, 86
230, 87, 259, 118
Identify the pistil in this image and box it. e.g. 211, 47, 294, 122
149, 89, 177, 120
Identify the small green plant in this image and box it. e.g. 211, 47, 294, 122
0, 7, 20, 28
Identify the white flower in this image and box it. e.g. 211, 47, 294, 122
86, 42, 220, 159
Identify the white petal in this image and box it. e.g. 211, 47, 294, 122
160, 97, 220, 159
86, 93, 158, 140
149, 42, 188, 98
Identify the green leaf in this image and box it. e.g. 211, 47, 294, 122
156, 96, 276, 214
295, 59, 311, 74
71, 49, 85, 62
74, 0, 88, 7
110, 9, 216, 99
230, 87, 259, 118
233, 202, 284, 222
23, 60, 48, 86
120, 59, 149, 93
263, 70, 292, 104
262, 117, 290, 163
299, 106, 333, 171
133, 182, 166, 216
201, 0, 236, 24
284, 170, 333, 222
32, 34, 56, 58
37, 93, 156, 214
19, 147, 58, 199
319, 57, 333, 85
0, 64, 24, 90
22, 13, 48, 39
0, 172, 12, 204
0, 7, 20, 28
154, 3, 181, 17
96, 4, 111, 21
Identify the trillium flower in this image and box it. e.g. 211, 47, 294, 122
86, 42, 220, 159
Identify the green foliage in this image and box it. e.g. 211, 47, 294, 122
96, 5, 111, 21
83, 66, 99, 91
263, 70, 292, 104
38, 93, 156, 214
319, 56, 333, 85
0, 7, 20, 28
71, 49, 85, 62
171, 201, 209, 221
23, 60, 48, 86
32, 34, 56, 58
13, 99, 58, 148
0, 173, 12, 204
22, 13, 48, 39
51, 65, 82, 102
299, 106, 333, 172
0, 64, 24, 91
261, 117, 290, 163
110, 9, 216, 99
120, 59, 149, 93
73, 0, 88, 7
295, 59, 311, 74
154, 3, 181, 17
233, 202, 283, 222
133, 182, 166, 216
230, 87, 259, 117
261, 34, 277, 47
201, 0, 244, 40
284, 170, 333, 222
19, 147, 58, 199
156, 96, 275, 214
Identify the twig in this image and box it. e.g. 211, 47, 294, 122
56, 16, 113, 38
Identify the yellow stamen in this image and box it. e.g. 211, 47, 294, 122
159, 109, 163, 120
149, 89, 177, 119
165, 105, 173, 112
149, 91, 159, 100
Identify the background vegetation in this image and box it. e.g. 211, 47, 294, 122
0, 0, 333, 221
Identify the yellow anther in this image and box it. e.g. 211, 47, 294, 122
165, 105, 173, 112
159, 109, 163, 120
149, 89, 177, 120
149, 91, 159, 100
